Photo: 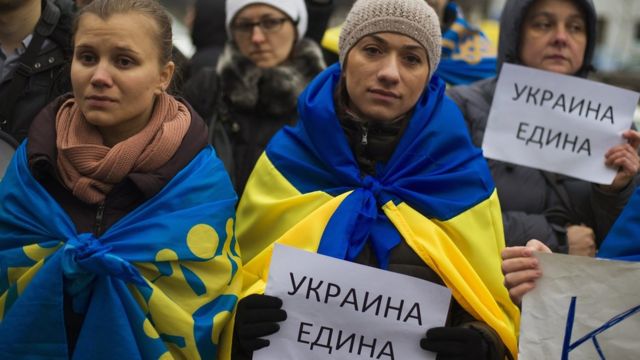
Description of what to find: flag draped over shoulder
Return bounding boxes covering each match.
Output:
[0,144,241,360]
[236,63,520,358]
[598,187,640,261]
[437,2,497,85]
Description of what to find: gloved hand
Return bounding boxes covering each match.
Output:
[420,326,490,360]
[232,294,287,360]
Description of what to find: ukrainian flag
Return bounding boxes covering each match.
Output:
[0,145,241,359]
[439,2,497,85]
[236,63,519,358]
[598,186,640,261]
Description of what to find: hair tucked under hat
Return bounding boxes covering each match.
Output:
[225,0,308,42]
[339,0,442,78]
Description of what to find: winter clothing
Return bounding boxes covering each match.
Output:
[0,94,241,358]
[447,0,633,251]
[338,0,441,77]
[231,294,286,359]
[225,0,308,41]
[235,64,520,359]
[0,0,74,143]
[55,93,191,204]
[26,95,207,235]
[183,38,325,195]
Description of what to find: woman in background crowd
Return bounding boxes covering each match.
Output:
[184,0,325,196]
[448,0,640,256]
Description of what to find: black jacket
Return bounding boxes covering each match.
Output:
[0,0,74,143]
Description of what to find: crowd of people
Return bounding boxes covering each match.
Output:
[0,0,637,359]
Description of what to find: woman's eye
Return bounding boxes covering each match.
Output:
[363,46,381,56]
[531,19,552,30]
[405,55,422,65]
[117,57,134,68]
[78,53,96,64]
[568,22,585,33]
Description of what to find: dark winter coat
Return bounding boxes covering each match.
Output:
[184,38,325,196]
[447,0,634,251]
[0,0,74,143]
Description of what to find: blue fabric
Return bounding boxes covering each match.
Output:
[0,144,239,359]
[598,187,640,261]
[437,2,497,85]
[265,63,495,268]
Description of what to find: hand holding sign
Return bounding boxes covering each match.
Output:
[420,326,492,358]
[501,239,551,305]
[233,294,287,359]
[602,129,640,192]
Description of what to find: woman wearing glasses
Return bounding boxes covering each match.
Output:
[184,0,325,196]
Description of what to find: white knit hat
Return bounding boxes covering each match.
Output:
[339,0,442,78]
[225,0,308,42]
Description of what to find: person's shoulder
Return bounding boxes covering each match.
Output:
[183,67,220,120]
[45,0,75,56]
[447,78,497,107]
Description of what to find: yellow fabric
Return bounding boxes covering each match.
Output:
[480,19,500,51]
[321,25,341,55]
[233,154,520,359]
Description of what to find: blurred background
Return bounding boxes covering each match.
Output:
[160,0,639,93]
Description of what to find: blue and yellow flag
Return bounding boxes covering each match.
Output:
[0,144,241,359]
[598,187,640,261]
[438,2,497,85]
[236,63,519,358]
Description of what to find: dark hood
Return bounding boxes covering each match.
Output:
[497,0,597,78]
[191,0,227,49]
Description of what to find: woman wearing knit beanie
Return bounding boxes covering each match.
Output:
[183,0,325,196]
[230,0,519,359]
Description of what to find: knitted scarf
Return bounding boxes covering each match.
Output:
[55,93,191,204]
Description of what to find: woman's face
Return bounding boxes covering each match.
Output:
[231,4,296,68]
[520,0,587,75]
[344,32,430,123]
[71,12,174,146]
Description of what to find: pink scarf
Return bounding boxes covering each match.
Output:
[55,93,191,204]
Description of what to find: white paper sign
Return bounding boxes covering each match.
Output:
[483,63,640,184]
[519,253,640,359]
[255,244,451,360]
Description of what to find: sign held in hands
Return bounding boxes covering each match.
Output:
[254,244,451,360]
[519,252,640,359]
[482,63,639,184]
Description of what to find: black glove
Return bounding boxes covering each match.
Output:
[420,326,490,360]
[232,294,287,360]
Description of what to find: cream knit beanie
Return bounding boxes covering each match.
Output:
[339,0,441,78]
[225,0,308,42]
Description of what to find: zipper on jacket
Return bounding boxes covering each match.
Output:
[94,202,105,236]
[360,122,369,146]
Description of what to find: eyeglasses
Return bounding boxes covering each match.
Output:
[231,18,290,35]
